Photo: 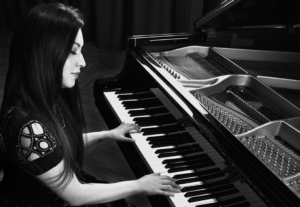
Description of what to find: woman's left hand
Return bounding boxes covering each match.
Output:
[108,122,141,142]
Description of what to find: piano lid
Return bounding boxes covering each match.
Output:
[194,0,300,32]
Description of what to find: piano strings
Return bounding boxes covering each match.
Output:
[153,51,228,80]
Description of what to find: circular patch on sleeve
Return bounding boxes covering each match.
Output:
[16,120,57,164]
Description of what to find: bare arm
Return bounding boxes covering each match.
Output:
[37,160,180,206]
[83,122,140,153]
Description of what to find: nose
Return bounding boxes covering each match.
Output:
[78,53,86,68]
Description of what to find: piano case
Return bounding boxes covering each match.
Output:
[94,0,300,206]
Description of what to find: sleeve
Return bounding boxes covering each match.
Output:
[15,119,63,175]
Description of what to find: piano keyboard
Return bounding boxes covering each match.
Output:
[104,88,268,207]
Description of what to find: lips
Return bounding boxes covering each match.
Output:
[72,72,80,78]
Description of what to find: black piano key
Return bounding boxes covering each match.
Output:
[158,147,204,158]
[188,188,239,203]
[150,138,195,147]
[155,144,202,154]
[173,169,226,183]
[149,133,195,146]
[124,104,144,110]
[122,98,163,109]
[133,113,175,121]
[149,135,195,144]
[196,196,248,207]
[147,131,194,142]
[165,157,213,168]
[151,140,196,148]
[181,179,231,192]
[128,107,169,116]
[114,88,151,94]
[165,156,212,168]
[134,116,177,128]
[226,201,251,207]
[173,168,222,179]
[117,91,156,100]
[141,124,185,135]
[118,94,138,100]
[168,160,215,173]
[163,153,210,164]
[182,172,225,183]
[134,120,157,127]
[134,114,177,126]
[184,183,236,197]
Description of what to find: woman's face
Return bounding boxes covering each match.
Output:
[62,29,86,88]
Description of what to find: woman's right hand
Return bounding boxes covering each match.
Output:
[136,173,181,197]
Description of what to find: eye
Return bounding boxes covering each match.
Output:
[70,51,77,55]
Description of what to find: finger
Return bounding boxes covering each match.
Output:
[124,123,140,128]
[159,175,173,179]
[158,190,175,197]
[161,179,181,190]
[159,175,177,183]
[123,122,137,127]
[121,123,139,131]
[126,124,141,132]
[161,185,181,193]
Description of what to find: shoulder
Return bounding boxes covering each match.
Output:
[5,107,47,134]
[2,108,59,162]
[18,119,59,163]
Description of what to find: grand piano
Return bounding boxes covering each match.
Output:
[94,0,300,206]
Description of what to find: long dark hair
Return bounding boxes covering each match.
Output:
[0,3,85,192]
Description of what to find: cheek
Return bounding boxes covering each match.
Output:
[62,61,74,88]
[63,60,72,75]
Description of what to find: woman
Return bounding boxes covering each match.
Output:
[0,3,180,207]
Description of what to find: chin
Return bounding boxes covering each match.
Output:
[62,81,76,88]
